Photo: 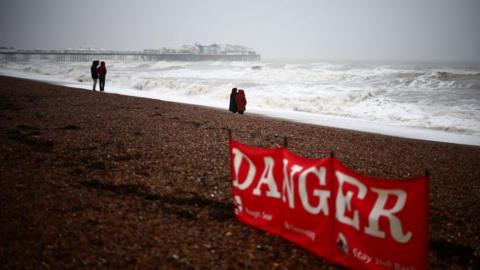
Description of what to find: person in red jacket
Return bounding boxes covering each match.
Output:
[97,61,107,91]
[236,89,247,114]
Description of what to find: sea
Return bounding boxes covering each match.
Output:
[1,59,479,146]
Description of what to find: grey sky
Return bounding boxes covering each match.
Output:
[1,0,479,62]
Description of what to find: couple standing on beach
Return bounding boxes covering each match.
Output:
[229,88,247,114]
[91,61,107,91]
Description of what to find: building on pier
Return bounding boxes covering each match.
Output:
[0,43,261,63]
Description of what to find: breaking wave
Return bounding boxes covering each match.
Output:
[1,59,479,137]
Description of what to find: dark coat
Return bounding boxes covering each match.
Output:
[91,63,99,79]
[229,92,237,112]
[236,90,247,113]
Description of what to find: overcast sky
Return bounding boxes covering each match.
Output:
[1,0,479,62]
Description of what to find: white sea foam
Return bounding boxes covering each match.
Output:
[1,59,479,146]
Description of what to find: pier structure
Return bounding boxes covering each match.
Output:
[0,50,261,63]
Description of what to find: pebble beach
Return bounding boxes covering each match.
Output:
[0,76,479,269]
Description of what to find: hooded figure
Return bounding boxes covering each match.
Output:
[90,60,99,91]
[236,89,247,114]
[97,61,107,91]
[229,88,238,113]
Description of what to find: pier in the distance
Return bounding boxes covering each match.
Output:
[0,43,261,62]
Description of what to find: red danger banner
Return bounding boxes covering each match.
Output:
[229,140,428,270]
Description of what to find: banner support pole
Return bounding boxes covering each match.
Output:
[228,129,232,141]
[283,137,288,147]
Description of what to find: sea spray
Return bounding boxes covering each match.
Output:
[1,60,479,139]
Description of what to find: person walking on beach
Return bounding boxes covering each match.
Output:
[97,61,107,91]
[236,89,247,114]
[90,60,99,91]
[229,88,238,113]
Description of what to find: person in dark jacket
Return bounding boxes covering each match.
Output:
[97,61,107,91]
[229,88,238,113]
[236,89,247,114]
[90,60,99,91]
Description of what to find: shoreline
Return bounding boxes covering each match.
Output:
[1,70,479,147]
[1,76,479,268]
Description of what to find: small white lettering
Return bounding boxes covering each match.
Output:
[245,207,261,219]
[353,248,373,264]
[284,222,316,241]
[262,212,273,221]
